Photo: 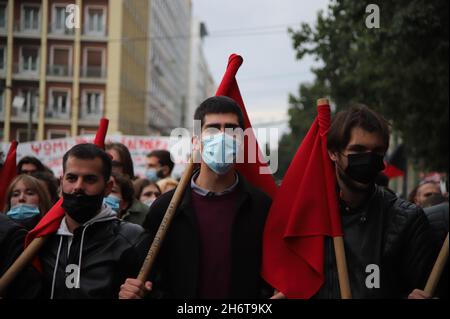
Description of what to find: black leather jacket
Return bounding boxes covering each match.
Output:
[39,207,148,299]
[0,214,42,298]
[314,186,439,299]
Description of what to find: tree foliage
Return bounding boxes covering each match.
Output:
[278,0,448,178]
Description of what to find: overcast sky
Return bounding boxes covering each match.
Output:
[192,0,330,133]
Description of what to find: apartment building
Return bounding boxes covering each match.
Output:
[0,0,149,142]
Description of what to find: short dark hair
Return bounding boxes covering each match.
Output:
[327,104,390,154]
[147,150,174,173]
[63,143,112,182]
[105,142,135,179]
[17,156,46,174]
[194,96,245,129]
[111,172,134,205]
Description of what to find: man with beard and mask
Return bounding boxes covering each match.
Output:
[38,143,148,299]
[144,150,174,184]
[119,96,273,299]
[312,104,439,299]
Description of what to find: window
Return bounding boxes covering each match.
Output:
[17,129,36,142]
[48,130,69,139]
[17,88,38,116]
[22,4,40,32]
[48,89,70,118]
[0,46,5,70]
[50,46,71,76]
[0,3,7,30]
[20,46,39,73]
[83,91,103,118]
[85,6,105,35]
[52,5,66,32]
[83,48,104,77]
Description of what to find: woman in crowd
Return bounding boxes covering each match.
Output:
[3,174,52,230]
[133,178,161,207]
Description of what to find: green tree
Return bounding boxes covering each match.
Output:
[275,81,329,179]
[285,0,448,173]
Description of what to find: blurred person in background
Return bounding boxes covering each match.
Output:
[107,173,149,226]
[31,170,60,205]
[145,150,174,182]
[17,156,47,175]
[408,181,442,207]
[157,178,179,194]
[133,178,161,207]
[3,174,52,230]
[106,142,135,180]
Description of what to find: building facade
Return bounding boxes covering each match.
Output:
[185,17,214,131]
[0,0,213,141]
[0,0,150,142]
[146,0,191,135]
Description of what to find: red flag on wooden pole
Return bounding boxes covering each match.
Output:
[215,54,277,198]
[262,99,344,298]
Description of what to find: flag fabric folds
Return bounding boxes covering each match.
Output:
[261,101,343,298]
[0,141,19,211]
[383,144,406,179]
[0,141,18,211]
[215,54,277,198]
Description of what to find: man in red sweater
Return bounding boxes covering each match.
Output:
[119,96,273,299]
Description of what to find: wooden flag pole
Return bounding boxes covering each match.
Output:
[0,237,47,296]
[137,155,195,282]
[424,232,449,297]
[317,98,352,299]
[333,236,352,298]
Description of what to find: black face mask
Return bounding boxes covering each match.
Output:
[62,192,104,224]
[344,152,385,184]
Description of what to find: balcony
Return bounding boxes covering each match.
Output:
[79,66,106,84]
[13,20,40,38]
[47,23,75,39]
[78,112,102,124]
[81,66,106,78]
[45,109,70,120]
[12,63,40,80]
[47,65,72,77]
[11,105,38,121]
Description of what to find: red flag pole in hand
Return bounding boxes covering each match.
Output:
[0,140,18,210]
[0,119,109,297]
[262,98,351,299]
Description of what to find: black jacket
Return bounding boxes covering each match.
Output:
[0,214,42,298]
[314,186,440,299]
[142,173,273,299]
[39,208,147,299]
[424,202,448,299]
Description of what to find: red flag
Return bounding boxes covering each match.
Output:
[383,144,406,179]
[261,100,343,298]
[25,119,109,270]
[215,54,277,198]
[0,141,18,210]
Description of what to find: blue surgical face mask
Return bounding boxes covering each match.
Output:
[6,204,40,220]
[103,195,121,213]
[142,199,155,207]
[201,133,239,175]
[145,168,160,182]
